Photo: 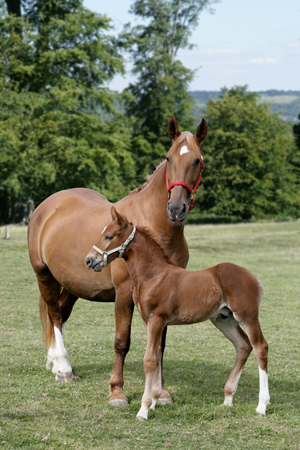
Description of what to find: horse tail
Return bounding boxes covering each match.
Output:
[39,295,55,348]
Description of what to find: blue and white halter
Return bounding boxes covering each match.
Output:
[92,226,136,268]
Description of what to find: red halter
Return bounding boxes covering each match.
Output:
[166,160,204,213]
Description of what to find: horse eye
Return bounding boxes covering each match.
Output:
[194,158,201,165]
[105,235,113,241]
[166,156,170,163]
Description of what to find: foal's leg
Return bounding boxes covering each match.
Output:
[158,326,173,405]
[37,269,75,382]
[210,314,252,407]
[109,280,134,407]
[150,348,162,411]
[242,320,270,415]
[137,318,165,421]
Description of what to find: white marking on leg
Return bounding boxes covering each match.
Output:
[48,325,73,381]
[224,394,233,406]
[136,404,149,421]
[151,360,162,410]
[180,145,190,156]
[256,367,270,415]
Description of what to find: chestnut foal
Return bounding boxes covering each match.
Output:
[86,208,270,420]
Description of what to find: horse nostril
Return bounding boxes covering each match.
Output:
[181,203,186,214]
[85,257,92,269]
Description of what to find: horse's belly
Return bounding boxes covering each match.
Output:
[44,229,116,300]
[29,188,118,301]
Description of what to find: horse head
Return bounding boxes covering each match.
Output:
[166,116,207,222]
[85,207,133,272]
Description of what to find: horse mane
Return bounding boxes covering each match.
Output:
[129,160,166,195]
[118,214,175,266]
[136,226,175,266]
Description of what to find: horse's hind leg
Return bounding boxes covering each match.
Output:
[37,269,75,382]
[210,313,252,407]
[242,320,270,415]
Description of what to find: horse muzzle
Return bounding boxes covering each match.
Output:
[85,255,103,272]
[167,200,188,222]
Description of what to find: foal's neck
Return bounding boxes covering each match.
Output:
[124,229,173,286]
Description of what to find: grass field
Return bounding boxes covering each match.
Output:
[0,221,300,449]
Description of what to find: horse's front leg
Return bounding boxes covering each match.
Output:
[150,349,162,411]
[108,279,134,406]
[158,326,173,405]
[137,317,165,421]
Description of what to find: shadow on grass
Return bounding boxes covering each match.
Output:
[92,358,300,413]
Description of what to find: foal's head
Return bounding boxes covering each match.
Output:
[166,116,207,222]
[85,207,134,272]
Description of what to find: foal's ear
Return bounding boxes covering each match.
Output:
[168,115,180,141]
[110,206,125,227]
[194,118,207,145]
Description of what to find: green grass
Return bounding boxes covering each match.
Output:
[0,222,300,449]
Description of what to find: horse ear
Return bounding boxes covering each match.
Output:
[168,115,180,141]
[194,118,207,145]
[110,206,125,226]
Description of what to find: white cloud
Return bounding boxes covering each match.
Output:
[249,57,278,66]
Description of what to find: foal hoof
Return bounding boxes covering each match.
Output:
[136,414,147,421]
[55,372,78,382]
[108,399,128,407]
[158,397,173,405]
[256,405,267,415]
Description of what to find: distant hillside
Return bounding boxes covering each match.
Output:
[190,90,300,123]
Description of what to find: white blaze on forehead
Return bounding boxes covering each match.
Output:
[180,145,190,156]
[101,225,107,235]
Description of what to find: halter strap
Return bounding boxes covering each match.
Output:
[166,160,204,212]
[92,226,136,268]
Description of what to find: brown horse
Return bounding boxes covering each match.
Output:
[86,207,270,420]
[28,116,207,406]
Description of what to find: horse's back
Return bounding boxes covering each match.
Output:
[28,188,116,300]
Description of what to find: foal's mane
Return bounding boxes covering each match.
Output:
[120,215,174,266]
[129,160,166,195]
[136,226,175,266]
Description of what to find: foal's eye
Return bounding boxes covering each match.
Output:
[166,156,170,163]
[105,235,113,241]
[194,158,201,165]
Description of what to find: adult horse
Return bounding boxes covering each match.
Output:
[28,116,207,406]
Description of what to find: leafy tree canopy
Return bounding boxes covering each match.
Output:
[197,86,300,220]
[121,0,217,182]
[0,0,135,224]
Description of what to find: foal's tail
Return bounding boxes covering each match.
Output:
[39,295,55,348]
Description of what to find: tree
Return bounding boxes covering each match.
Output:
[0,0,135,224]
[293,114,300,179]
[197,86,300,220]
[121,0,217,182]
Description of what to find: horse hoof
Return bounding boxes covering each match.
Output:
[157,397,173,405]
[55,372,77,382]
[108,399,128,407]
[256,405,266,415]
[223,396,233,407]
[136,415,147,421]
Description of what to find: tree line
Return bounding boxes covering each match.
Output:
[0,0,299,224]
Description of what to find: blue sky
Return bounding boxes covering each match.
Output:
[83,0,300,92]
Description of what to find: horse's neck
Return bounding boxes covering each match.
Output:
[118,161,187,265]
